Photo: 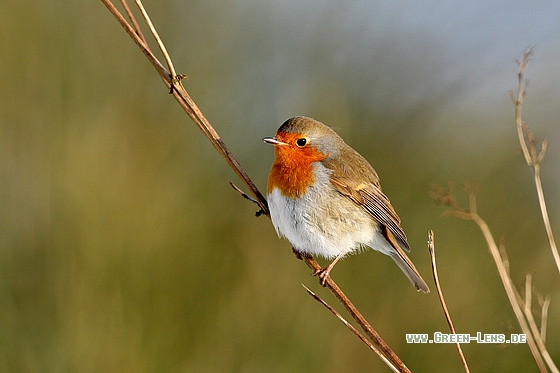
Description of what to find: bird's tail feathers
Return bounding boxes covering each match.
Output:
[390,249,430,293]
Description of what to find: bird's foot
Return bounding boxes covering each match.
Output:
[311,267,331,287]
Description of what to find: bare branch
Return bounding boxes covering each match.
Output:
[428,231,470,373]
[120,0,147,45]
[512,46,534,166]
[540,296,551,344]
[230,182,266,217]
[99,0,269,215]
[134,0,177,79]
[524,274,532,324]
[511,47,560,278]
[431,184,557,373]
[498,236,510,276]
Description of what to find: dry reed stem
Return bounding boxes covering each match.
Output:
[427,231,470,373]
[540,295,550,344]
[514,279,558,373]
[431,184,557,373]
[509,46,560,278]
[99,1,412,371]
[133,0,177,79]
[119,0,146,45]
[100,0,269,215]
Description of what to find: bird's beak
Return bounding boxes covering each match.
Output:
[262,136,288,146]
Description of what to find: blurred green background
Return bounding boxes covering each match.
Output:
[1,0,559,371]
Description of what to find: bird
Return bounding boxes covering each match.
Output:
[263,116,429,292]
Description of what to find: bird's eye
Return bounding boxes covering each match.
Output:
[296,138,307,147]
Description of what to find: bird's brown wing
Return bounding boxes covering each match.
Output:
[323,150,428,291]
[330,177,410,252]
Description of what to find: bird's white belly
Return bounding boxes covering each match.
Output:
[267,184,386,259]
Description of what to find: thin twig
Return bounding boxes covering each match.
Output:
[302,285,400,373]
[432,185,557,373]
[508,49,558,371]
[134,0,177,79]
[99,0,170,82]
[524,274,532,324]
[427,231,470,373]
[540,296,550,344]
[510,46,533,166]
[229,181,265,217]
[466,201,548,372]
[498,238,510,275]
[533,163,560,276]
[99,0,269,215]
[229,182,259,205]
[515,273,557,371]
[120,0,147,45]
[510,47,560,278]
[429,48,559,373]
[514,285,558,373]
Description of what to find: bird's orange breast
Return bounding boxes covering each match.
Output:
[267,132,328,198]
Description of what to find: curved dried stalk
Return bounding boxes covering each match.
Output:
[427,231,470,373]
[133,0,177,79]
[99,1,412,371]
[100,0,268,216]
[120,0,147,44]
[509,46,560,278]
[431,184,557,373]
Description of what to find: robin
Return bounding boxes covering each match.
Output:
[263,116,429,292]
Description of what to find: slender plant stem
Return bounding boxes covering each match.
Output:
[513,47,532,166]
[511,47,560,278]
[533,164,560,276]
[470,210,548,373]
[442,191,551,373]
[540,296,550,344]
[508,47,559,372]
[427,231,470,373]
[430,49,559,373]
[513,284,559,373]
[100,0,170,82]
[99,0,269,215]
[120,0,147,45]
[134,0,177,79]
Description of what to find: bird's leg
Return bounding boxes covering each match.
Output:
[312,252,345,287]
